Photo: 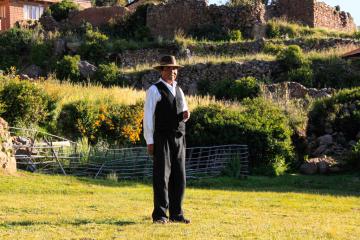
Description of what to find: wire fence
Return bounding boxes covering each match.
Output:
[10,127,249,180]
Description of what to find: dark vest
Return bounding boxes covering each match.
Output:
[154,82,186,136]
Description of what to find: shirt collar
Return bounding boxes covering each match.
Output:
[160,78,177,88]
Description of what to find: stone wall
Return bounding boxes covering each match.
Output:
[125,60,279,95]
[269,0,356,33]
[109,38,360,68]
[0,117,16,175]
[313,2,356,33]
[68,6,129,28]
[146,0,265,39]
[268,0,315,26]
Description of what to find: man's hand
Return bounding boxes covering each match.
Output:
[147,144,154,156]
[183,110,190,122]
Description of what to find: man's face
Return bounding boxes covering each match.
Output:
[161,67,178,82]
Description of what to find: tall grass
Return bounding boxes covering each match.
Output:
[42,79,241,111]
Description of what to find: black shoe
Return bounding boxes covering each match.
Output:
[153,218,168,224]
[170,217,191,224]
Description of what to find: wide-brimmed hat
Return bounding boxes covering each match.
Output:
[154,55,183,70]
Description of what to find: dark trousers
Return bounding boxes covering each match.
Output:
[152,132,186,220]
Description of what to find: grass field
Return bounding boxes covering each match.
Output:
[0,172,359,240]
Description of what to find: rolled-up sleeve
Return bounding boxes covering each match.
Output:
[143,86,161,145]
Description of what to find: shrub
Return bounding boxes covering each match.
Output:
[57,100,144,146]
[56,55,81,82]
[79,29,109,64]
[288,65,314,87]
[228,29,243,41]
[104,4,151,41]
[94,63,121,86]
[345,140,360,170]
[201,77,261,101]
[308,87,360,141]
[354,31,360,39]
[277,45,306,70]
[266,20,298,39]
[0,28,32,69]
[263,42,286,54]
[30,41,53,68]
[187,98,294,175]
[0,80,56,127]
[312,57,360,89]
[49,0,79,22]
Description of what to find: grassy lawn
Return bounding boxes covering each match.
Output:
[0,172,359,240]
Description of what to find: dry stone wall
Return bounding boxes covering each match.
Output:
[125,60,279,95]
[146,0,266,39]
[0,118,16,175]
[268,0,356,32]
[110,38,360,68]
[313,2,356,33]
[68,6,129,28]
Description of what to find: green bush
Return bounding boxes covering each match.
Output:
[56,55,81,82]
[263,42,286,54]
[308,87,360,141]
[277,45,306,70]
[0,28,33,69]
[312,57,360,89]
[345,140,360,170]
[103,4,151,41]
[266,20,298,39]
[228,30,243,41]
[199,77,261,101]
[49,0,79,22]
[187,98,294,176]
[354,31,360,39]
[288,65,314,87]
[57,100,144,146]
[94,63,121,86]
[79,29,109,64]
[0,80,56,127]
[30,41,53,68]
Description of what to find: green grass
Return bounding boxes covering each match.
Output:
[0,172,359,239]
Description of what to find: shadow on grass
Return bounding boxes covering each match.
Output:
[0,219,136,227]
[75,173,360,197]
[187,173,360,197]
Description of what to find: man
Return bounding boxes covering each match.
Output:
[143,55,191,224]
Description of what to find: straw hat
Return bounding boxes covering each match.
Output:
[154,55,183,70]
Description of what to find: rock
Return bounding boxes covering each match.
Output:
[300,162,318,175]
[54,39,66,56]
[78,61,97,79]
[0,118,16,175]
[19,74,31,80]
[39,15,59,31]
[21,64,42,78]
[318,161,328,174]
[348,140,357,147]
[328,166,342,173]
[317,134,333,146]
[313,144,328,156]
[357,132,360,140]
[66,41,82,53]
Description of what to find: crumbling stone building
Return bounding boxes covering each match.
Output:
[144,0,356,40]
[269,0,356,32]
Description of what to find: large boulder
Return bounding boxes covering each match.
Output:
[299,156,342,175]
[0,118,16,174]
[78,61,97,79]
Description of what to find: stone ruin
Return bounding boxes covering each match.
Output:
[267,0,356,33]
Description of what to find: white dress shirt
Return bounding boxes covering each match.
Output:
[143,78,188,145]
